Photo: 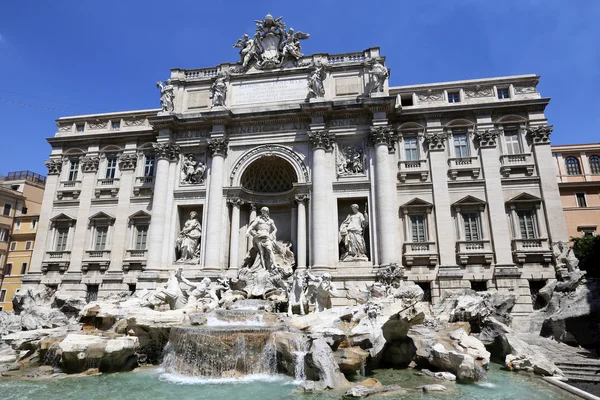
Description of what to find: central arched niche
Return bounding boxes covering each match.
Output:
[240,156,298,193]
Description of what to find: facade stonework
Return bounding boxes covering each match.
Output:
[22,21,571,321]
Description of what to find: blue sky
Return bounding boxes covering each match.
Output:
[0,0,599,175]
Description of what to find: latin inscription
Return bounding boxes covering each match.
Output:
[231,78,308,106]
[229,121,309,135]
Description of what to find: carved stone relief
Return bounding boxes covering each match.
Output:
[424,132,448,150]
[118,154,138,170]
[417,90,444,102]
[180,154,206,185]
[80,156,100,173]
[45,159,63,175]
[464,85,494,98]
[474,129,500,147]
[336,144,365,176]
[514,85,537,94]
[526,125,552,144]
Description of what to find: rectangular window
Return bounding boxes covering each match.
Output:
[15,221,21,230]
[9,242,17,251]
[453,134,470,158]
[404,137,419,161]
[111,121,120,130]
[504,130,522,155]
[25,240,32,250]
[0,290,6,303]
[31,220,37,230]
[68,160,79,181]
[0,228,8,242]
[135,224,149,250]
[94,226,108,250]
[3,204,12,216]
[517,210,537,239]
[20,262,27,275]
[463,213,481,241]
[56,227,69,251]
[410,215,427,242]
[4,263,12,276]
[448,91,461,103]
[497,88,510,99]
[576,193,587,208]
[105,158,117,179]
[144,155,155,177]
[76,124,85,132]
[400,94,414,107]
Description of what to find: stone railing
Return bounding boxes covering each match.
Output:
[85,250,111,259]
[135,176,154,185]
[500,153,533,165]
[126,249,147,258]
[456,240,492,252]
[403,242,435,254]
[398,159,429,182]
[512,238,549,251]
[185,68,219,79]
[60,180,82,190]
[97,178,120,187]
[327,53,366,65]
[45,250,71,260]
[447,157,480,179]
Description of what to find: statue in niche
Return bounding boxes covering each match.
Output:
[180,154,206,185]
[307,62,326,100]
[368,59,388,94]
[336,145,365,176]
[156,80,174,113]
[305,270,338,312]
[175,211,202,263]
[339,204,369,261]
[210,71,229,107]
[233,33,259,68]
[239,206,294,298]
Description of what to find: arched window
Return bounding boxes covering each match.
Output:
[241,156,297,193]
[565,157,582,175]
[589,155,600,175]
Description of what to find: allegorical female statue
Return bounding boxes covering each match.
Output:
[339,204,368,261]
[175,211,202,262]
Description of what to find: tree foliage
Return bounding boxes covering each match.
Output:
[571,235,600,278]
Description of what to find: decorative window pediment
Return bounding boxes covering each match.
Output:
[50,213,76,224]
[128,210,151,225]
[88,211,116,225]
[401,198,433,213]
[507,192,542,204]
[452,195,486,211]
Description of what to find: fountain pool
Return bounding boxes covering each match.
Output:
[0,364,579,400]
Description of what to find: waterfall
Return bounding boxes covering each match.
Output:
[293,351,307,381]
[161,326,279,378]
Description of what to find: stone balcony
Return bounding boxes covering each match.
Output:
[42,250,71,271]
[133,176,154,197]
[398,159,429,182]
[500,153,535,177]
[57,180,82,200]
[82,250,111,270]
[512,238,552,263]
[123,249,147,270]
[447,157,480,179]
[456,240,494,265]
[95,178,120,198]
[402,242,439,266]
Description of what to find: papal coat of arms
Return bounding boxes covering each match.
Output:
[233,14,310,71]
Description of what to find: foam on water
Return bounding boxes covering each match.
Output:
[158,370,288,385]
[476,382,497,388]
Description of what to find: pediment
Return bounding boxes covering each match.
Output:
[401,198,433,210]
[452,195,486,207]
[128,210,151,222]
[507,192,542,203]
[50,213,76,222]
[88,211,116,222]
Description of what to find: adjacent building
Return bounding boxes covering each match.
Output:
[0,171,45,311]
[552,143,600,239]
[21,15,572,323]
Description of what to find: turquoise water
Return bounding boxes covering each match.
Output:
[0,364,578,400]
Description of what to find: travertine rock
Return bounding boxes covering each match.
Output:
[496,333,562,376]
[306,338,350,389]
[58,334,139,373]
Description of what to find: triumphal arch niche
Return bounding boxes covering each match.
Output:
[147,12,389,291]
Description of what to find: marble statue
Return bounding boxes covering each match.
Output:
[180,154,206,185]
[552,241,580,272]
[142,268,187,310]
[156,80,174,113]
[336,145,364,176]
[210,71,229,107]
[246,207,279,271]
[307,62,326,100]
[287,269,307,316]
[306,270,338,312]
[281,28,310,61]
[175,211,202,262]
[233,33,259,68]
[368,59,388,94]
[339,204,369,261]
[180,275,218,311]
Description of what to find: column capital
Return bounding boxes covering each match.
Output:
[118,153,138,170]
[308,130,335,151]
[474,129,500,148]
[369,125,398,153]
[153,142,180,161]
[45,159,63,175]
[294,193,310,204]
[207,137,229,157]
[424,132,448,151]
[227,197,244,208]
[80,155,100,173]
[249,202,258,211]
[526,125,553,145]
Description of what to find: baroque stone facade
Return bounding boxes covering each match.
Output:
[23,16,570,319]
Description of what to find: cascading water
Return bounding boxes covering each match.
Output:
[161,326,279,378]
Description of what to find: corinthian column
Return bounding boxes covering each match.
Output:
[203,138,228,270]
[369,126,399,265]
[295,194,309,269]
[308,130,335,268]
[228,198,243,270]
[147,142,179,270]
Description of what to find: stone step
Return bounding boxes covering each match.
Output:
[557,365,600,373]
[556,361,600,368]
[564,373,600,383]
